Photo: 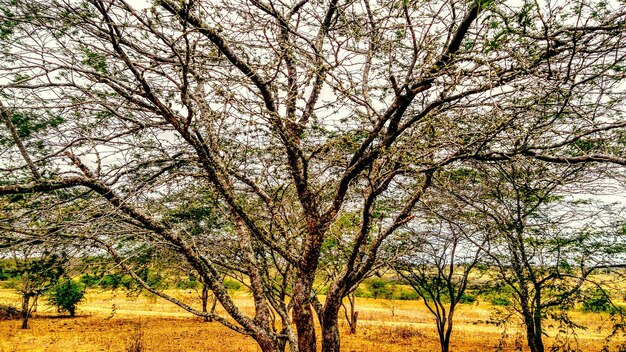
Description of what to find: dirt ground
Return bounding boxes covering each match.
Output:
[0,289,624,351]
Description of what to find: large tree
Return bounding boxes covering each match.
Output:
[0,0,625,351]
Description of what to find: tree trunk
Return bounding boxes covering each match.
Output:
[32,295,38,313]
[321,304,341,352]
[321,288,345,352]
[69,306,76,317]
[441,315,453,352]
[201,283,211,322]
[277,326,288,352]
[523,312,544,352]
[532,293,545,352]
[253,331,280,352]
[342,293,358,334]
[293,301,316,352]
[293,271,317,352]
[349,311,358,335]
[21,294,30,329]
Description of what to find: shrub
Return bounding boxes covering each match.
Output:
[398,290,420,301]
[490,297,511,306]
[223,278,242,291]
[47,279,85,317]
[80,274,100,288]
[366,278,394,299]
[99,273,124,289]
[0,305,21,320]
[459,293,476,304]
[581,289,623,314]
[175,276,200,290]
[354,288,373,298]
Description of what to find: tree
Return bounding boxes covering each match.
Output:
[0,0,625,351]
[443,160,626,352]
[47,279,85,317]
[394,211,485,352]
[4,247,67,329]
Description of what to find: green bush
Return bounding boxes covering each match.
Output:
[369,278,387,289]
[223,279,242,291]
[477,282,513,307]
[364,278,396,299]
[581,289,623,314]
[354,287,373,298]
[47,279,85,317]
[490,297,511,306]
[99,273,124,289]
[459,293,476,304]
[176,276,200,290]
[80,274,100,288]
[398,290,420,300]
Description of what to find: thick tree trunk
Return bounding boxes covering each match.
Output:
[293,271,317,352]
[21,294,30,329]
[321,298,342,352]
[201,283,214,322]
[254,331,280,352]
[293,301,316,352]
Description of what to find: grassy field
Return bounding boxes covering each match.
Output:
[0,288,624,352]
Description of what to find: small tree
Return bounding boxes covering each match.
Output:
[447,160,626,352]
[47,279,85,317]
[7,250,67,329]
[394,211,485,352]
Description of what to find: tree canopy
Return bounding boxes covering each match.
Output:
[0,0,625,351]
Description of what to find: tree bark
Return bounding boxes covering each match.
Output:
[21,294,30,329]
[253,332,280,352]
[344,293,357,334]
[201,283,210,322]
[292,271,317,352]
[321,297,342,352]
[523,312,544,352]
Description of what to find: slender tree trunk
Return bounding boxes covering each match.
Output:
[277,326,289,352]
[523,312,543,352]
[201,283,211,322]
[344,293,358,334]
[441,314,454,352]
[520,292,545,352]
[436,319,446,352]
[532,293,545,352]
[21,294,30,329]
[293,271,317,352]
[32,295,38,313]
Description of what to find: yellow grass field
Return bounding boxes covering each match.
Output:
[0,288,624,352]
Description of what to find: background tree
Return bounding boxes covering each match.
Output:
[443,160,626,352]
[393,211,486,352]
[4,246,67,329]
[46,279,85,317]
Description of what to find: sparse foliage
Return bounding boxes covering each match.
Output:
[0,0,625,351]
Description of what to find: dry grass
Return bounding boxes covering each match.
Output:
[0,288,624,352]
